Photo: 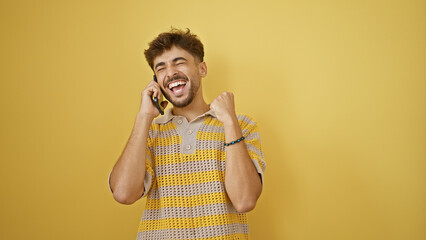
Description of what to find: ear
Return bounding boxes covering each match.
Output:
[199,62,207,77]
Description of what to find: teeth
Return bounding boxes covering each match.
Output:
[168,81,186,89]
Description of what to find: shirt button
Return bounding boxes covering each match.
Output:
[187,130,193,135]
[177,119,183,124]
[185,145,191,150]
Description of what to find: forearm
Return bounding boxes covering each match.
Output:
[224,116,262,213]
[110,113,153,204]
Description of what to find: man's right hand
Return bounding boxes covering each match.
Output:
[138,80,168,119]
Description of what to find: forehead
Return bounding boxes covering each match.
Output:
[153,46,195,66]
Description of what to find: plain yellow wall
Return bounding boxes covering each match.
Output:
[1,0,425,239]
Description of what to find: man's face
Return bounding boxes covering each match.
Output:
[153,46,206,108]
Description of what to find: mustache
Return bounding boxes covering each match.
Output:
[164,74,188,88]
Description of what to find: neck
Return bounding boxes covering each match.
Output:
[172,94,210,122]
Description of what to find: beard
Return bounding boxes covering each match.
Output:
[162,73,200,108]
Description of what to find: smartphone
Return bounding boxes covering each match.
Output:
[152,75,165,115]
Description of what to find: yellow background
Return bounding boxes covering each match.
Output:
[1,0,425,239]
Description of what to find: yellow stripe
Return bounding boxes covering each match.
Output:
[202,118,223,127]
[146,147,153,159]
[247,149,262,161]
[244,135,261,146]
[197,131,225,141]
[138,213,247,231]
[155,149,225,166]
[239,120,255,129]
[145,192,230,209]
[154,170,225,188]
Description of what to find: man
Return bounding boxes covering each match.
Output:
[109,28,266,239]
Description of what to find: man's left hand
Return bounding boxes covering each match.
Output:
[210,92,237,124]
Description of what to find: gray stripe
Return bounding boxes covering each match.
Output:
[198,124,224,133]
[149,181,226,199]
[245,130,261,142]
[197,139,225,150]
[154,159,226,177]
[237,114,255,124]
[246,142,264,160]
[149,128,179,139]
[149,114,255,136]
[151,137,265,157]
[152,140,226,155]
[149,131,258,148]
[152,143,181,156]
[142,153,154,197]
[146,152,153,163]
[141,203,238,220]
[137,223,248,240]
[261,161,267,173]
[242,127,255,137]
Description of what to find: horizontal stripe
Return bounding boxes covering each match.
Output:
[152,139,225,156]
[252,156,266,173]
[245,130,261,142]
[196,131,225,141]
[247,149,263,166]
[149,181,226,199]
[246,142,264,159]
[138,213,248,231]
[240,124,256,135]
[202,114,255,127]
[236,114,256,123]
[201,118,224,127]
[142,202,238,220]
[195,139,226,150]
[137,223,248,240]
[155,170,225,188]
[150,128,256,139]
[155,159,226,177]
[196,130,258,142]
[198,124,224,133]
[151,140,227,155]
[154,149,225,166]
[203,116,256,129]
[145,192,231,209]
[152,143,182,156]
[150,135,182,146]
[260,160,267,173]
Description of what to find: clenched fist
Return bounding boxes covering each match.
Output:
[210,92,237,124]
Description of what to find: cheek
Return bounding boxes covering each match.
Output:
[156,72,166,82]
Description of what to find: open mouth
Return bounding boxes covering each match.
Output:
[167,80,187,94]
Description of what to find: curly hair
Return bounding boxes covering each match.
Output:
[144,28,204,70]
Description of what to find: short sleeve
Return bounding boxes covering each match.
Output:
[141,138,155,197]
[107,130,156,198]
[239,115,266,184]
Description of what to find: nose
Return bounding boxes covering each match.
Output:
[165,65,178,80]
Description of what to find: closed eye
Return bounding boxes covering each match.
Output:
[173,57,187,66]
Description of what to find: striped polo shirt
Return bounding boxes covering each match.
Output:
[137,108,266,240]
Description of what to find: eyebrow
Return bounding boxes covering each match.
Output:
[154,57,188,70]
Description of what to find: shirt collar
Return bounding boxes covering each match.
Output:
[154,108,217,124]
